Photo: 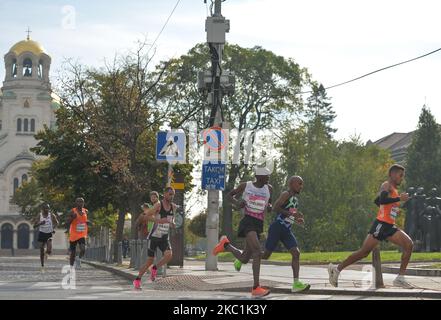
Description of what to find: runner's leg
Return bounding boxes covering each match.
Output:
[245,231,262,288]
[387,230,413,275]
[337,234,379,271]
[225,241,252,264]
[289,247,300,279]
[138,257,154,278]
[155,249,172,268]
[46,239,52,255]
[69,242,76,266]
[39,241,45,267]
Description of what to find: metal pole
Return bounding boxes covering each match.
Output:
[205,0,225,271]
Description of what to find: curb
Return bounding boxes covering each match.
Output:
[382,266,441,277]
[84,260,441,299]
[83,260,137,281]
[219,286,441,299]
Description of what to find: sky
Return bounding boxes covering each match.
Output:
[1,0,441,215]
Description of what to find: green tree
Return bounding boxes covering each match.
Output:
[188,211,207,238]
[155,43,311,239]
[406,106,441,190]
[25,42,193,261]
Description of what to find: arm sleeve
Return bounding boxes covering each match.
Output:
[378,191,400,205]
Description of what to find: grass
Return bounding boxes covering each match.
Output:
[193,251,441,264]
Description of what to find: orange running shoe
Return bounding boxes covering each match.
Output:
[251,286,270,298]
[212,236,230,256]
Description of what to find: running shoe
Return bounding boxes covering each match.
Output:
[393,275,414,289]
[40,267,45,274]
[233,259,242,272]
[328,263,340,287]
[291,280,311,293]
[251,286,270,298]
[212,236,230,256]
[149,266,158,281]
[133,278,142,289]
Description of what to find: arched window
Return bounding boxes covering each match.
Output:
[22,174,28,184]
[17,224,30,249]
[23,119,29,132]
[17,118,22,132]
[11,59,17,78]
[38,61,43,79]
[30,119,35,132]
[13,178,19,195]
[1,224,13,249]
[23,58,33,77]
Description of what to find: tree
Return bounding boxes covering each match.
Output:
[304,83,336,137]
[155,43,311,239]
[27,42,193,261]
[406,106,441,191]
[188,211,207,238]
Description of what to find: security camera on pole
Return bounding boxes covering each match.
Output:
[200,0,234,271]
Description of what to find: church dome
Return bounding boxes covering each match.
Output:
[9,38,46,56]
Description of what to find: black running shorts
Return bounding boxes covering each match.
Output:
[238,215,264,239]
[147,237,171,257]
[38,232,53,243]
[368,219,399,241]
[69,237,86,251]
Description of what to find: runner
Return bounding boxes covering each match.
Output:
[136,191,160,240]
[133,187,176,289]
[67,198,91,269]
[32,203,59,272]
[233,176,310,293]
[213,167,273,297]
[328,164,413,288]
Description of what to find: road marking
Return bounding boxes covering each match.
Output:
[90,286,123,290]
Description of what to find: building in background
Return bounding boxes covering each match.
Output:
[368,131,415,163]
[0,35,65,250]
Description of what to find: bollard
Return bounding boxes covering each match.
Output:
[118,241,123,265]
[372,245,384,288]
[135,240,142,270]
[129,240,136,268]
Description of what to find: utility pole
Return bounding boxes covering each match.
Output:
[201,0,231,271]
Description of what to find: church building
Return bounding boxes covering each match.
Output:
[0,34,65,251]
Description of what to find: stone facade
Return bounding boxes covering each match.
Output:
[0,37,66,250]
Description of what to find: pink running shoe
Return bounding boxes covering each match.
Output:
[149,266,158,281]
[133,278,142,289]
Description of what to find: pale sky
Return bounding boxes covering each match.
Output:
[1,0,441,215]
[1,0,440,142]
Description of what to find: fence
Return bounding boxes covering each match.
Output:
[83,239,166,276]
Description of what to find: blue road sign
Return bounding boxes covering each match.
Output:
[202,163,226,190]
[156,131,186,163]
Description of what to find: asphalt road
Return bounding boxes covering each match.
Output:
[0,256,432,300]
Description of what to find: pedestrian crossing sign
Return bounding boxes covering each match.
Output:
[156,131,186,163]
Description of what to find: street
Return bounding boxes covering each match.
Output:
[0,256,436,300]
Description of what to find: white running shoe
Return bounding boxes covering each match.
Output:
[393,275,414,289]
[328,263,340,287]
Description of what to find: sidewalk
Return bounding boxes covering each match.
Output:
[83,258,441,298]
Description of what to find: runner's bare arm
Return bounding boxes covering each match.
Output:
[51,213,59,228]
[228,183,247,208]
[66,210,76,224]
[147,202,169,224]
[273,191,293,218]
[267,184,273,212]
[32,214,42,228]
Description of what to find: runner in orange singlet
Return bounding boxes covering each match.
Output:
[67,198,91,268]
[328,164,414,288]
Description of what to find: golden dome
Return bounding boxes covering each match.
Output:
[9,39,46,56]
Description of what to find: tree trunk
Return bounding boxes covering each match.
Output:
[222,164,240,240]
[113,208,126,262]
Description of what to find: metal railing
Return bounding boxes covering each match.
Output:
[84,239,166,276]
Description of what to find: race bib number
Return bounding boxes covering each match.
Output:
[283,208,297,224]
[246,195,267,213]
[76,223,86,232]
[391,207,400,219]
